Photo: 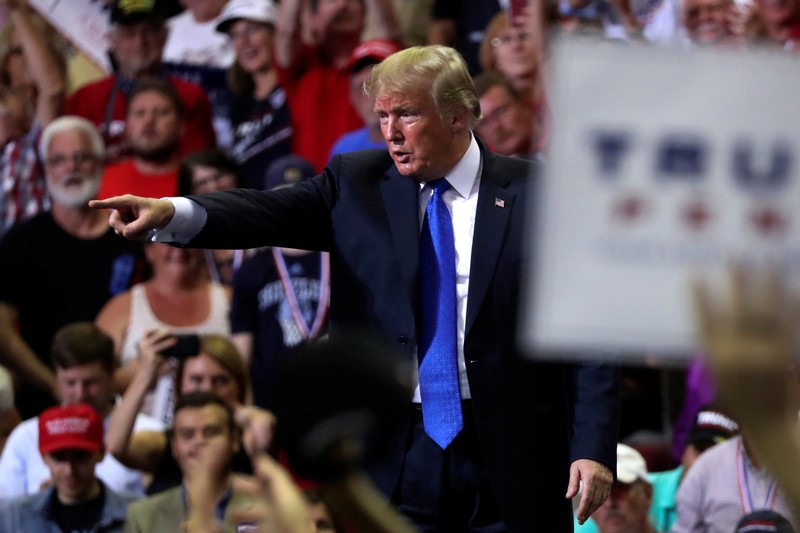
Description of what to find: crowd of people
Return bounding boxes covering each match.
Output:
[0,0,798,531]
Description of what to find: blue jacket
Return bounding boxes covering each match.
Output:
[0,482,137,533]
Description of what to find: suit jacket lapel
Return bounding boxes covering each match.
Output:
[466,149,515,336]
[380,165,420,305]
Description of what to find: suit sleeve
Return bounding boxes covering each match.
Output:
[569,361,621,471]
[187,164,338,251]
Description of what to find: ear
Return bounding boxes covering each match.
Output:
[449,106,469,134]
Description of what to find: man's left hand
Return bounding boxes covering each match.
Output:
[566,459,613,524]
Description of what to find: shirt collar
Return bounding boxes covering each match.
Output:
[418,134,481,198]
[444,134,481,199]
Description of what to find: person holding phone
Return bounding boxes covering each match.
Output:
[105,330,275,495]
[96,242,231,425]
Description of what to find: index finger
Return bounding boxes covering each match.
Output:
[576,483,596,523]
[88,194,139,210]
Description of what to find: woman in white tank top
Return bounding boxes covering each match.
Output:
[96,243,231,425]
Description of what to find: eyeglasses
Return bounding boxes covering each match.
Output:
[491,31,532,47]
[45,151,97,168]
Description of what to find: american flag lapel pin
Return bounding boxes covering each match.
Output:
[495,198,505,208]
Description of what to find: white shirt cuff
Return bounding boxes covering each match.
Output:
[150,197,207,244]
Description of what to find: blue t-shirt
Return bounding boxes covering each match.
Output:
[328,127,386,160]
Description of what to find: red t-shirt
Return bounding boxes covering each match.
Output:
[98,160,178,200]
[277,46,364,172]
[65,75,216,163]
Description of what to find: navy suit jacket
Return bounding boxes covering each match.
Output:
[187,145,620,532]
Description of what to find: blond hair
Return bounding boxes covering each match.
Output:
[364,45,481,129]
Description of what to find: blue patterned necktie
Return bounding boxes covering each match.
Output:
[418,178,463,449]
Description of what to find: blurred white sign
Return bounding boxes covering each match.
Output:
[521,38,800,363]
[30,0,111,72]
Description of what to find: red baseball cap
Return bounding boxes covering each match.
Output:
[348,39,402,73]
[39,404,104,456]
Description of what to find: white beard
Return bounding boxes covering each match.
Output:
[47,173,101,209]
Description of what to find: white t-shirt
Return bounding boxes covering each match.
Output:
[163,10,235,68]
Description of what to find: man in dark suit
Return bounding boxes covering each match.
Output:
[92,45,619,532]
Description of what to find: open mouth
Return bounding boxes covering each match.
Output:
[393,151,411,163]
[63,175,85,187]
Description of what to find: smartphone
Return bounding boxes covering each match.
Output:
[161,334,200,359]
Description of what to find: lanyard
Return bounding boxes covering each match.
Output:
[271,248,330,340]
[737,439,778,513]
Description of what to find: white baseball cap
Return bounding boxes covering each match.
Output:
[616,443,648,484]
[216,0,277,34]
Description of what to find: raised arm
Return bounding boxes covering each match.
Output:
[274,0,306,70]
[105,329,173,472]
[4,0,65,126]
[364,0,403,43]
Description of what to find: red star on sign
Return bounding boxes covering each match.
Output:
[613,195,644,223]
[750,207,786,235]
[682,200,711,231]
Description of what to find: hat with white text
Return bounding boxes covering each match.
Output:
[216,0,278,34]
[616,443,649,484]
[39,404,104,456]
[687,406,739,447]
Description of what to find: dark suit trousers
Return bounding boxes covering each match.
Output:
[394,403,507,532]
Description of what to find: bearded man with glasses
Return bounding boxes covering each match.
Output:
[0,116,146,419]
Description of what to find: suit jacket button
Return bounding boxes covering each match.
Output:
[398,335,409,345]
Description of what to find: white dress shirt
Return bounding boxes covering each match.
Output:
[412,134,481,402]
